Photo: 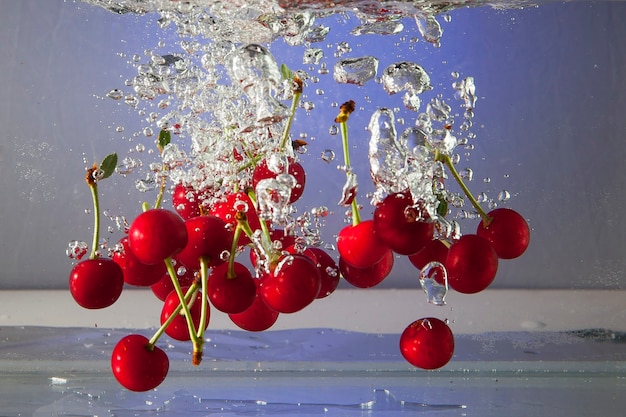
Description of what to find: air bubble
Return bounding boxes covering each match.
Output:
[66,240,89,260]
[321,149,335,163]
[498,190,511,202]
[419,261,448,306]
[106,89,123,100]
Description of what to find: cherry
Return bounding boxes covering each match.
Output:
[172,183,202,220]
[252,157,306,204]
[337,220,389,269]
[307,247,340,298]
[477,208,530,259]
[160,288,209,341]
[207,262,256,314]
[260,254,321,313]
[373,192,434,255]
[339,249,394,288]
[210,191,262,246]
[69,258,124,309]
[229,279,279,331]
[176,215,233,270]
[112,237,166,287]
[249,228,297,269]
[150,262,196,301]
[399,317,454,370]
[128,209,188,265]
[111,334,169,392]
[446,234,498,294]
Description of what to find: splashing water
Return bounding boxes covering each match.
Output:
[419,261,448,305]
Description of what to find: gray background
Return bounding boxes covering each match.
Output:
[0,0,624,289]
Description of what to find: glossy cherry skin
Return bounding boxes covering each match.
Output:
[252,157,306,203]
[477,208,530,259]
[408,240,449,284]
[307,247,340,298]
[339,249,394,288]
[111,334,169,392]
[176,215,233,271]
[207,262,256,314]
[160,288,209,341]
[400,317,454,370]
[229,279,279,331]
[128,209,188,265]
[172,183,202,220]
[210,192,262,246]
[260,254,321,314]
[69,258,124,309]
[373,192,434,255]
[446,234,498,294]
[112,237,166,287]
[337,220,389,269]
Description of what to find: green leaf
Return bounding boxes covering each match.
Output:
[158,129,171,152]
[280,63,292,80]
[99,153,118,180]
[436,195,448,218]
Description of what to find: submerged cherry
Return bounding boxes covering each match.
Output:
[477,208,530,259]
[400,317,454,370]
[111,334,169,392]
[69,258,124,309]
[337,220,389,269]
[446,234,498,294]
[128,209,188,265]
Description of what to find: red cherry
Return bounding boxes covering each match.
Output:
[337,220,389,269]
[307,247,340,298]
[172,183,202,220]
[128,209,188,265]
[210,192,262,246]
[150,262,196,301]
[69,258,124,309]
[260,254,321,313]
[249,228,297,269]
[339,249,394,288]
[400,317,454,370]
[176,215,233,271]
[252,157,306,203]
[111,334,169,392]
[160,288,209,341]
[207,262,256,314]
[229,280,279,331]
[373,192,434,255]
[446,234,498,294]
[112,237,166,287]
[477,208,530,259]
[408,239,449,285]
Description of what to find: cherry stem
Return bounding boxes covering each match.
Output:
[227,222,244,279]
[279,89,302,150]
[245,189,273,256]
[436,151,492,225]
[197,257,210,342]
[88,182,100,260]
[148,282,199,347]
[339,119,361,226]
[153,171,167,209]
[164,257,203,361]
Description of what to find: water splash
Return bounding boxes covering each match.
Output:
[333,56,379,86]
[419,261,448,305]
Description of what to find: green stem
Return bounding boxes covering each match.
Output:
[164,257,203,358]
[148,282,199,346]
[227,224,243,279]
[436,151,492,225]
[339,120,360,226]
[279,91,302,150]
[153,171,167,209]
[88,183,100,260]
[196,257,210,341]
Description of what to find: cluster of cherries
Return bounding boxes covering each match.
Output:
[68,93,529,391]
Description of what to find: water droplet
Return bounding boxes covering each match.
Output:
[381,62,431,95]
[303,48,324,65]
[333,56,379,86]
[328,125,339,135]
[106,89,123,100]
[66,240,89,260]
[498,190,511,202]
[416,15,443,45]
[321,149,335,163]
[419,261,448,306]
